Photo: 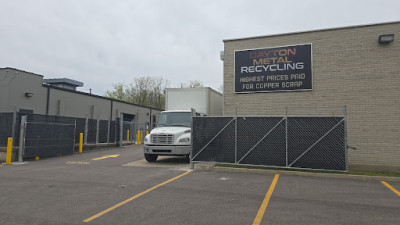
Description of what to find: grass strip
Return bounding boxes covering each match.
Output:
[216,164,400,177]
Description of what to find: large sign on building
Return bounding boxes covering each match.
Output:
[234,44,312,93]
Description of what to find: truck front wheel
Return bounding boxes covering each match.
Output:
[185,154,191,162]
[144,154,158,162]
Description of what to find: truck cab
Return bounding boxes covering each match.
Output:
[143,110,197,162]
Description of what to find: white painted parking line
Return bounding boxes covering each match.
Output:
[66,161,90,165]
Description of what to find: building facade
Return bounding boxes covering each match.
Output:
[223,22,400,172]
[0,68,161,128]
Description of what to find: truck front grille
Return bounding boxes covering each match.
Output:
[151,134,174,144]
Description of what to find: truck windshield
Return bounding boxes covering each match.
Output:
[157,112,192,127]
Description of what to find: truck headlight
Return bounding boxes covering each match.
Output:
[178,137,190,143]
[144,135,149,143]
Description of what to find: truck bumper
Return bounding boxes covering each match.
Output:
[144,145,191,156]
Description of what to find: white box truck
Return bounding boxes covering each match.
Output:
[143,88,223,162]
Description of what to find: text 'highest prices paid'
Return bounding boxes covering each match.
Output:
[234,44,312,93]
[240,73,305,90]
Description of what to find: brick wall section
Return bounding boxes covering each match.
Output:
[223,22,400,171]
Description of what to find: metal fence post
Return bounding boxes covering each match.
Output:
[84,114,88,144]
[73,119,77,154]
[18,116,27,162]
[130,122,134,143]
[107,119,110,144]
[344,105,348,171]
[119,115,123,147]
[285,106,288,167]
[11,106,17,147]
[235,107,238,164]
[114,119,117,145]
[96,119,100,144]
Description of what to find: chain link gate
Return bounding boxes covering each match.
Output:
[192,116,346,171]
[23,121,76,158]
[1,111,137,161]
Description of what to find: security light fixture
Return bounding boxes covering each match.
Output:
[25,92,33,97]
[378,34,394,44]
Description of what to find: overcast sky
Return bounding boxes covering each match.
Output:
[1,0,399,95]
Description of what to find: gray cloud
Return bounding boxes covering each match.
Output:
[1,0,399,95]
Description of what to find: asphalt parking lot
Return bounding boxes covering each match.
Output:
[0,145,399,225]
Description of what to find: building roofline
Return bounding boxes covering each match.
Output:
[44,78,84,87]
[166,87,223,96]
[42,84,163,111]
[0,67,162,111]
[223,21,400,42]
[0,67,44,77]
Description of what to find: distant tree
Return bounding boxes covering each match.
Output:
[105,83,129,102]
[179,80,204,88]
[105,77,169,109]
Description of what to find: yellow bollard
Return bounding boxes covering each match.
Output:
[35,156,39,160]
[6,137,12,164]
[79,133,83,154]
[140,131,143,143]
[136,131,141,145]
[127,130,130,142]
[146,130,149,136]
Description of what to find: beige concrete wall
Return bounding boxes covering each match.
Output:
[0,68,162,128]
[48,88,111,120]
[112,101,152,123]
[223,22,400,171]
[0,68,47,113]
[50,89,161,125]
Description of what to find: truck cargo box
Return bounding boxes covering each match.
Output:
[165,88,223,116]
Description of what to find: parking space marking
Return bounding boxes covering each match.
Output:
[91,154,120,161]
[252,174,280,225]
[381,181,400,197]
[66,161,90,165]
[83,170,192,223]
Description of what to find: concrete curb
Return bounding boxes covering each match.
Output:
[193,163,400,182]
[0,162,28,166]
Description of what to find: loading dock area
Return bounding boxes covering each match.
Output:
[0,146,399,225]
